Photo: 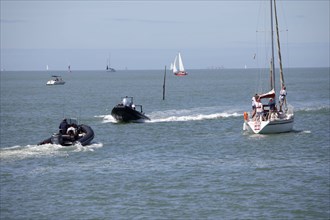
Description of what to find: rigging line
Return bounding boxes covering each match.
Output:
[255,0,264,35]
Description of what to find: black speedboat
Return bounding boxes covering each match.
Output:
[111,96,150,123]
[38,118,94,146]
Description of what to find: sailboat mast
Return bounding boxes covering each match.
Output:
[109,53,111,67]
[274,0,285,88]
[270,0,276,91]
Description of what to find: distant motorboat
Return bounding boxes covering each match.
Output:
[46,75,65,85]
[38,118,94,146]
[172,52,188,76]
[111,96,150,123]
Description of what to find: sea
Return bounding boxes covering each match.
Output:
[0,68,329,219]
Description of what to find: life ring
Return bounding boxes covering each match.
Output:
[244,112,249,121]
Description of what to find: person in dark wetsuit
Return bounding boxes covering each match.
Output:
[59,119,68,134]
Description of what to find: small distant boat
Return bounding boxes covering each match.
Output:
[111,96,150,123]
[38,118,94,146]
[46,75,65,85]
[106,54,116,72]
[172,52,188,76]
[106,65,116,72]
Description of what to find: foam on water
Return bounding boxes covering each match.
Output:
[95,114,117,123]
[0,142,103,160]
[97,107,242,124]
[148,112,241,123]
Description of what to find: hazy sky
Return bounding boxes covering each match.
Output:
[1,0,329,70]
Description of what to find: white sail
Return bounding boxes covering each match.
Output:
[178,53,185,71]
[170,63,174,70]
[172,55,178,73]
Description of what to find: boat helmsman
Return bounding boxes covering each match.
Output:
[59,119,68,134]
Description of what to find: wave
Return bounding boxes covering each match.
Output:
[96,105,328,125]
[0,142,103,160]
[295,105,329,113]
[148,112,241,123]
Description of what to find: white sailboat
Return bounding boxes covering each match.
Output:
[172,52,187,76]
[243,0,294,134]
[106,54,116,72]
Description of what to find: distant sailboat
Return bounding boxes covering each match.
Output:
[106,54,116,72]
[172,52,188,76]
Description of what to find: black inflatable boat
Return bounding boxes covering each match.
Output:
[38,118,94,146]
[111,96,150,123]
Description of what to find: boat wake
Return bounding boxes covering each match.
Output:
[0,142,103,160]
[96,114,118,123]
[295,105,329,113]
[148,111,241,123]
[97,107,242,124]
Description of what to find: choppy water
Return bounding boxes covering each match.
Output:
[1,68,329,219]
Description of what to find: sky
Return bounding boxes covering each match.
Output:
[0,0,329,71]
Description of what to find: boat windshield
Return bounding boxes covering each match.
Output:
[122,97,133,106]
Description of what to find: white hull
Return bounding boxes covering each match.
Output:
[46,80,65,85]
[243,115,294,134]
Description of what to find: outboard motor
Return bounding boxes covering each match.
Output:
[51,133,62,145]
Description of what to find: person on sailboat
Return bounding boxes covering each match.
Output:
[268,98,276,119]
[269,98,276,111]
[279,86,287,112]
[251,94,258,118]
[255,97,264,121]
